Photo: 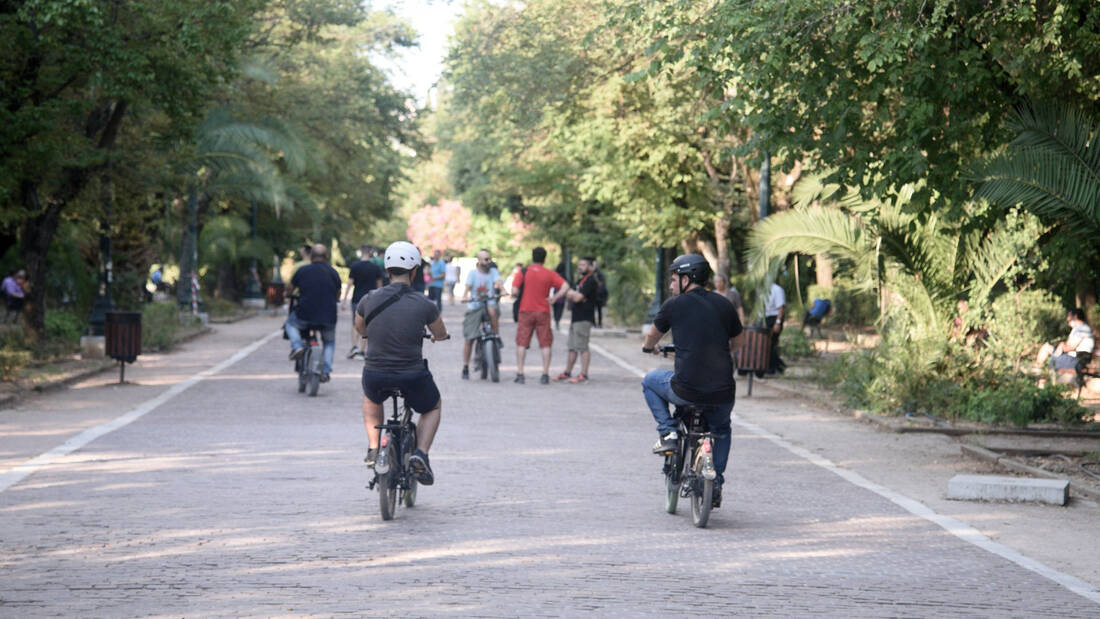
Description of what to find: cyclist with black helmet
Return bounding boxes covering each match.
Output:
[642,253,744,507]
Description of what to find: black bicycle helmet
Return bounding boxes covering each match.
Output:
[668,253,710,285]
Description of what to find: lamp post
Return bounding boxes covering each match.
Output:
[86,167,115,336]
[177,191,203,313]
[242,200,264,308]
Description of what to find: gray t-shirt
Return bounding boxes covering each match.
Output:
[356,283,441,373]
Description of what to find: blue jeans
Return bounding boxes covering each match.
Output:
[642,369,734,485]
[286,313,335,374]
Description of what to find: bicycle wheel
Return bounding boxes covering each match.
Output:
[377,446,398,520]
[478,340,489,380]
[297,357,306,393]
[308,371,320,396]
[664,467,679,514]
[489,340,500,383]
[402,477,418,507]
[691,451,713,528]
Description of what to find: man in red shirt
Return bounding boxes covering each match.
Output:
[511,246,570,384]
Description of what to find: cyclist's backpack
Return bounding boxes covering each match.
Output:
[512,266,527,322]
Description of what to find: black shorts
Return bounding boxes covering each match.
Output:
[361,363,441,414]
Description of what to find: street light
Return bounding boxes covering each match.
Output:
[86,167,115,336]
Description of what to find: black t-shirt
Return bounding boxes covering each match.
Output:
[348,259,383,304]
[571,273,600,323]
[653,287,743,404]
[291,262,341,326]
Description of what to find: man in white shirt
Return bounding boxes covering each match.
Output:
[763,282,787,375]
[1038,308,1094,371]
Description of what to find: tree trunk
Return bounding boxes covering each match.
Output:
[17,99,128,341]
[815,253,834,288]
[714,216,731,277]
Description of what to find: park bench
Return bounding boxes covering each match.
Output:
[1072,351,1100,400]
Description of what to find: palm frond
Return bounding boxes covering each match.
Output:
[745,206,874,277]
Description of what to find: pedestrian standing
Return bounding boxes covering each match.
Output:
[552,261,567,331]
[444,256,460,305]
[2,269,27,323]
[342,244,384,358]
[511,247,570,384]
[553,257,599,383]
[713,273,746,326]
[593,261,607,328]
[764,281,787,375]
[428,249,446,311]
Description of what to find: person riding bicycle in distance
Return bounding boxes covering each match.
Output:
[642,253,744,507]
[355,241,449,485]
[461,248,503,379]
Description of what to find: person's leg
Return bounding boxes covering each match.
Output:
[416,403,441,452]
[515,311,535,378]
[534,311,553,378]
[489,305,499,334]
[580,350,591,376]
[704,402,734,486]
[516,346,527,376]
[320,326,336,374]
[540,346,552,376]
[362,396,383,448]
[463,339,474,366]
[285,315,304,353]
[563,350,578,375]
[642,370,687,435]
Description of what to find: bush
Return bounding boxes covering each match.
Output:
[806,282,877,327]
[0,349,31,380]
[958,378,1086,426]
[45,311,84,346]
[780,329,815,359]
[984,290,1066,367]
[204,297,240,318]
[142,302,181,351]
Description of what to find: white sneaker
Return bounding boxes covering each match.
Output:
[346,346,359,359]
[652,431,679,454]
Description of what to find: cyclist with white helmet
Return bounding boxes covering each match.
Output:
[641,253,744,508]
[355,241,450,485]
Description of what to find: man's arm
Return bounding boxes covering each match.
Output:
[427,315,449,341]
[354,312,367,337]
[774,304,785,332]
[643,326,667,354]
[550,283,571,305]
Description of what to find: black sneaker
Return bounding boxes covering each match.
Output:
[462,366,469,380]
[514,374,525,384]
[409,449,434,485]
[320,372,330,383]
[712,484,723,509]
[364,448,378,468]
[652,431,678,454]
[540,374,550,385]
[289,347,305,361]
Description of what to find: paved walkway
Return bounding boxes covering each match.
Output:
[1,305,1098,616]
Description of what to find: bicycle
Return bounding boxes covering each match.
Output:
[655,345,718,528]
[286,295,324,397]
[470,293,502,383]
[293,325,324,397]
[366,332,449,520]
[368,388,420,520]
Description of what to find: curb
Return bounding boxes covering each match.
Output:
[763,376,1100,440]
[960,444,1100,502]
[208,312,257,325]
[0,326,213,412]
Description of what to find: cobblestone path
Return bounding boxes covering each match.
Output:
[2,306,1097,616]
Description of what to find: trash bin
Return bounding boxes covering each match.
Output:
[266,282,285,308]
[106,311,141,382]
[733,326,771,396]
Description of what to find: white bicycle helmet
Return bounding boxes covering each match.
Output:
[384,241,422,270]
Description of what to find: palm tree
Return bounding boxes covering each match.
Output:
[977,103,1100,240]
[745,178,1026,338]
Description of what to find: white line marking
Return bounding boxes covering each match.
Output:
[0,329,283,493]
[589,343,1100,605]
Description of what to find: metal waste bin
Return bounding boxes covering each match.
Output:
[105,311,142,382]
[733,326,771,396]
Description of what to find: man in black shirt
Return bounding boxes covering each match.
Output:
[342,244,384,358]
[553,257,600,383]
[641,253,743,506]
[286,243,342,381]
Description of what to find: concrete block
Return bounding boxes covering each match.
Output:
[242,298,265,309]
[79,335,105,359]
[947,474,1069,506]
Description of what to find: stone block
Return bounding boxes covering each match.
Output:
[79,335,105,359]
[947,474,1069,506]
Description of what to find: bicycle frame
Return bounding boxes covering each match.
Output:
[368,392,416,493]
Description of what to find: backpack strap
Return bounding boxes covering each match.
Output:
[362,287,409,330]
